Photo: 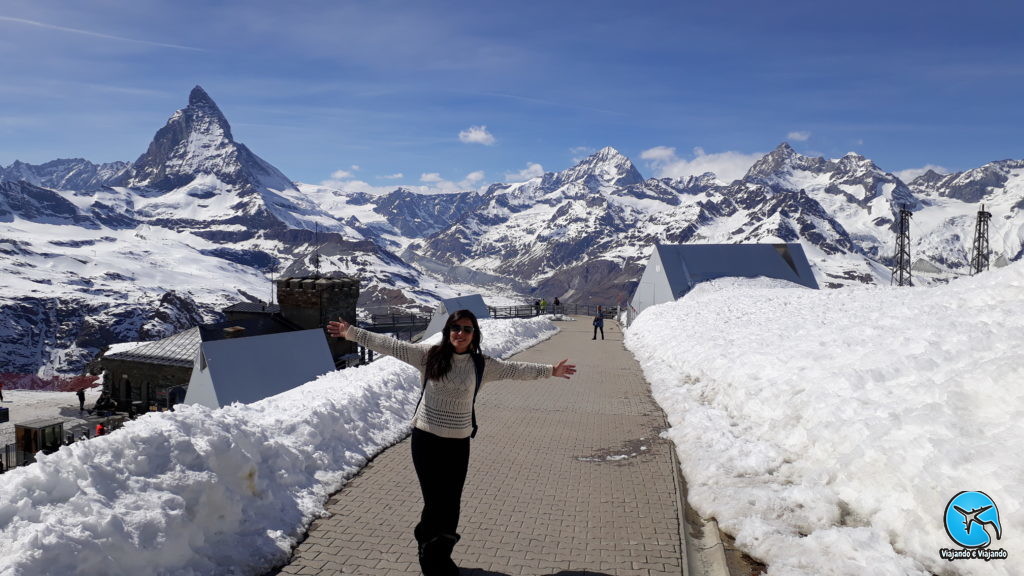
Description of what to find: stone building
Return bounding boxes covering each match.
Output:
[101,273,359,410]
[276,275,359,362]
[101,327,198,411]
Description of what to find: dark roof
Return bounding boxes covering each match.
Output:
[104,327,201,368]
[656,243,819,291]
[16,418,67,429]
[198,314,304,343]
[222,302,280,314]
[104,315,308,368]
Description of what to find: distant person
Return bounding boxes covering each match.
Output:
[553,296,561,312]
[0,381,4,402]
[592,306,605,340]
[540,298,548,313]
[92,393,115,415]
[533,299,540,315]
[328,310,575,576]
[95,423,105,437]
[77,388,86,412]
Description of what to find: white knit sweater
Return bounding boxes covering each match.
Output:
[350,327,553,438]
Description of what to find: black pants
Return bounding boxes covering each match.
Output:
[411,428,470,542]
[593,324,604,339]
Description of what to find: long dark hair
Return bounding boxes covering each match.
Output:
[425,309,482,380]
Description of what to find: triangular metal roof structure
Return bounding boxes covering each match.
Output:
[422,294,491,340]
[630,243,819,316]
[184,328,334,409]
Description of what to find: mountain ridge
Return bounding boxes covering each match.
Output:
[3,87,1024,382]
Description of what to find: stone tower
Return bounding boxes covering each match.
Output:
[276,274,360,361]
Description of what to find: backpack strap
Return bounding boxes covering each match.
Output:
[469,353,485,438]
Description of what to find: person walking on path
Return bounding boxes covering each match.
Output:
[328,310,576,576]
[0,381,4,402]
[76,388,86,412]
[592,306,605,340]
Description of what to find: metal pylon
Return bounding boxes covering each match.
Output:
[891,205,913,287]
[969,204,992,275]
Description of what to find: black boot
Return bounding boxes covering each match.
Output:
[418,533,460,576]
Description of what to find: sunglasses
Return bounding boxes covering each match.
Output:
[448,325,475,334]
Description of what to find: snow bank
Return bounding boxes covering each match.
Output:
[625,271,1023,576]
[0,317,557,576]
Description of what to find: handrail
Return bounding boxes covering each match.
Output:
[488,304,619,318]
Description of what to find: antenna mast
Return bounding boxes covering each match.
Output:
[312,224,322,279]
[891,205,913,287]
[969,204,992,275]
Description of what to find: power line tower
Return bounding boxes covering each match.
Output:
[969,204,992,275]
[891,205,913,287]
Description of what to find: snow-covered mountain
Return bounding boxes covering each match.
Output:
[114,86,349,236]
[0,158,129,191]
[4,86,1024,382]
[400,143,1023,297]
[0,87,456,383]
[406,145,878,297]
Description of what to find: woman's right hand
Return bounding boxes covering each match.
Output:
[327,319,352,339]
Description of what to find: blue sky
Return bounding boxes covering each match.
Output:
[2,0,1023,192]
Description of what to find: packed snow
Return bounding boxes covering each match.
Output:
[0,317,557,576]
[625,265,1022,576]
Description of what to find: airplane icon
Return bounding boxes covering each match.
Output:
[954,505,1002,540]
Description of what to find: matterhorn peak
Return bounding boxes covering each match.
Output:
[189,85,216,107]
[124,86,277,191]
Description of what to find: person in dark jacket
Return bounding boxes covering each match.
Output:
[328,310,576,576]
[592,306,605,340]
[77,388,86,412]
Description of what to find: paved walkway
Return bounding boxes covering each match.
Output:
[271,317,690,576]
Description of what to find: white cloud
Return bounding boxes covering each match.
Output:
[569,146,595,163]
[787,131,811,142]
[639,146,676,163]
[326,179,394,194]
[321,170,488,196]
[895,164,952,183]
[404,171,491,194]
[640,146,763,183]
[504,162,545,183]
[0,16,204,51]
[463,170,486,185]
[459,125,496,145]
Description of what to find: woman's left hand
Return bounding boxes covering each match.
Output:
[552,359,576,379]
